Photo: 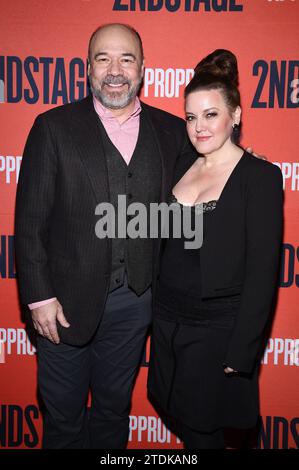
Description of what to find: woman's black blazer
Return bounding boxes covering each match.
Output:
[169,150,283,374]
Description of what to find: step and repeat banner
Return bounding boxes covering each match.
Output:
[0,0,298,449]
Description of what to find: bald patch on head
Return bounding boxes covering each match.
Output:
[88,23,144,63]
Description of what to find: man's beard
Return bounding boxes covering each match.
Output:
[89,73,143,109]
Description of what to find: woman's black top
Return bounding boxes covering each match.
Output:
[156,194,218,316]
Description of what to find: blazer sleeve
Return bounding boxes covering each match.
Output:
[223,163,283,374]
[14,114,57,304]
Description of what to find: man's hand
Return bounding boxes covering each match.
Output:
[31,300,70,344]
[245,147,267,161]
[224,366,238,374]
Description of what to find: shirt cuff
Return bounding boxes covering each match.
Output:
[28,297,57,310]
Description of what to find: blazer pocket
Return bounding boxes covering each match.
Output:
[214,284,243,296]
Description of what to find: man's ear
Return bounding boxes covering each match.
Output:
[140,59,145,79]
[87,60,91,75]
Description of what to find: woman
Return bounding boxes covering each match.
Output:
[147,50,283,449]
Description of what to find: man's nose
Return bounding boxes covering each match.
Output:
[108,59,122,75]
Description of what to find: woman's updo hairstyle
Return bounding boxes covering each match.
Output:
[185,49,241,142]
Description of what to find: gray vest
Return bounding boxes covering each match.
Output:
[97,110,161,295]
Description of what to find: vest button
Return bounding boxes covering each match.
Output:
[119,258,124,263]
[115,278,120,283]
[128,172,133,178]
[128,193,132,200]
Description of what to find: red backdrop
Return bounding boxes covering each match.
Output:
[0,0,298,449]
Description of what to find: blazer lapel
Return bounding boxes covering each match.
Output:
[70,95,110,205]
[141,103,173,202]
[202,152,247,239]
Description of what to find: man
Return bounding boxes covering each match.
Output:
[14,23,195,449]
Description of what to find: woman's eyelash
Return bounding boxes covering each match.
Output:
[185,113,218,121]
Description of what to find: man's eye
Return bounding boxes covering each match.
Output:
[121,58,134,63]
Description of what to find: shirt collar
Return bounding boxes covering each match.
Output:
[93,95,142,123]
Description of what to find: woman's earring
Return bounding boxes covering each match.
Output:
[232,123,241,144]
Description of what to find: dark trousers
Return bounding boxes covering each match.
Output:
[36,277,152,449]
[182,426,225,449]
